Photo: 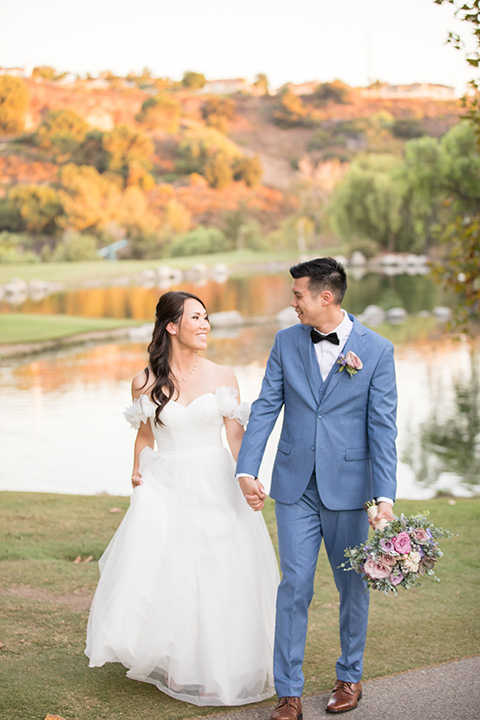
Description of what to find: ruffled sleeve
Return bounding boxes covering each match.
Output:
[123,394,157,429]
[215,386,250,426]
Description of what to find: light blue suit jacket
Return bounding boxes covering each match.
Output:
[236,315,398,509]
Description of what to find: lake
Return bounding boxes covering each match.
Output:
[1,269,479,500]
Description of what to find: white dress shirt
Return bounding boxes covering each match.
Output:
[313,310,352,380]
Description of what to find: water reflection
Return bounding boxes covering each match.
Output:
[1,328,479,499]
[402,347,480,495]
[0,272,450,320]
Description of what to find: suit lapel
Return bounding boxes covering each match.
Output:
[319,315,367,403]
[298,325,323,400]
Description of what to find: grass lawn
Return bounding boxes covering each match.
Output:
[0,314,142,345]
[0,250,310,286]
[0,493,478,720]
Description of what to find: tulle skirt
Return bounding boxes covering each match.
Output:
[85,444,279,706]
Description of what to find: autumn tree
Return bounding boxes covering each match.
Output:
[102,124,154,186]
[136,93,182,132]
[232,156,263,187]
[272,91,311,128]
[0,75,29,134]
[37,109,89,158]
[1,184,64,234]
[202,97,236,133]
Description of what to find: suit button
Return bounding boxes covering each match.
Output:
[318,414,323,419]
[310,445,315,451]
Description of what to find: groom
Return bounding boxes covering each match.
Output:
[237,258,397,719]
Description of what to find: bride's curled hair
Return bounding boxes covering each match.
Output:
[144,290,207,425]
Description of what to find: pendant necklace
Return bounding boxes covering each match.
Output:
[173,352,199,382]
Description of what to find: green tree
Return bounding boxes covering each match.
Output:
[182,71,207,89]
[0,75,29,134]
[329,156,408,251]
[136,93,181,132]
[312,81,351,105]
[37,109,89,157]
[432,0,480,324]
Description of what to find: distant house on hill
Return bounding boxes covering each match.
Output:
[281,81,320,96]
[360,82,456,100]
[0,66,31,78]
[200,78,258,95]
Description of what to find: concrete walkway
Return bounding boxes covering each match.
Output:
[206,655,480,720]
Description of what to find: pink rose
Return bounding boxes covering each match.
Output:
[345,351,363,370]
[380,553,397,567]
[413,528,429,544]
[364,557,392,579]
[393,532,412,554]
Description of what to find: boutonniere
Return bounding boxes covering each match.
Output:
[337,351,363,377]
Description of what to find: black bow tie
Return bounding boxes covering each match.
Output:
[310,328,340,345]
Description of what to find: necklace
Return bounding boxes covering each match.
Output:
[173,352,199,382]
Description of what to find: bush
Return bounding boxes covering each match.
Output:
[391,118,426,139]
[0,231,39,264]
[37,109,89,157]
[136,93,181,132]
[308,129,330,151]
[50,231,100,262]
[273,92,311,128]
[312,81,351,105]
[0,76,29,135]
[348,238,380,259]
[232,156,263,187]
[182,71,206,89]
[168,226,229,257]
[204,153,233,188]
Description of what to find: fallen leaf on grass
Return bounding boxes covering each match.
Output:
[109,507,122,513]
[73,555,93,564]
[45,715,67,720]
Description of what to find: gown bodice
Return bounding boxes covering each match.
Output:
[123,387,250,455]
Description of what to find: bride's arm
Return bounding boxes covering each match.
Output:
[130,372,155,488]
[225,417,244,461]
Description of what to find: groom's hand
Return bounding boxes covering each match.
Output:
[370,501,395,527]
[238,476,266,512]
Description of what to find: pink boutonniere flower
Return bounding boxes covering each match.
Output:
[337,351,363,377]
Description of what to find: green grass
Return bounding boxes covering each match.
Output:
[0,250,306,286]
[0,492,478,720]
[0,314,141,344]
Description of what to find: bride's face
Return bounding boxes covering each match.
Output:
[175,298,210,350]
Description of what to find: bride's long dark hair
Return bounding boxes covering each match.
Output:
[144,290,207,425]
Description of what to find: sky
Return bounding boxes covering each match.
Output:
[0,0,476,94]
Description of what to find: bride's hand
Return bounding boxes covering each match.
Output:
[238,476,265,512]
[131,473,143,488]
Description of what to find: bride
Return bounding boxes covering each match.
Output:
[85,290,279,706]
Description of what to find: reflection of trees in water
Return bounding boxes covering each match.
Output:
[403,350,480,494]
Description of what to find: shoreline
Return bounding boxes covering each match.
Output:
[0,325,135,360]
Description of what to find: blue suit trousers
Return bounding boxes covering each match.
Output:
[274,474,370,697]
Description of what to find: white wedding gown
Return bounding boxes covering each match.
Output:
[85,387,279,706]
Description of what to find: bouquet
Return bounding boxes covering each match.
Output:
[340,501,453,596]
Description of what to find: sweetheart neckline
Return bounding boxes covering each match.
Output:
[171,392,215,409]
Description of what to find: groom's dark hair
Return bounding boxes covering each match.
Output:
[290,257,347,303]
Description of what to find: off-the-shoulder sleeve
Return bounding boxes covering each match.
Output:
[215,386,250,425]
[123,394,157,429]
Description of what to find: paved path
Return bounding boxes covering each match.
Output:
[205,655,480,720]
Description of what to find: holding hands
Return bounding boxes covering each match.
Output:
[238,476,266,512]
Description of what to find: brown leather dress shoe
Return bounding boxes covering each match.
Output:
[326,680,362,713]
[270,696,303,720]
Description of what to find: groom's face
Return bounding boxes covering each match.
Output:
[291,276,325,326]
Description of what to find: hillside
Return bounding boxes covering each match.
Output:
[0,74,466,262]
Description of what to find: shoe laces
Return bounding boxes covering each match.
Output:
[279,696,300,708]
[334,680,354,694]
